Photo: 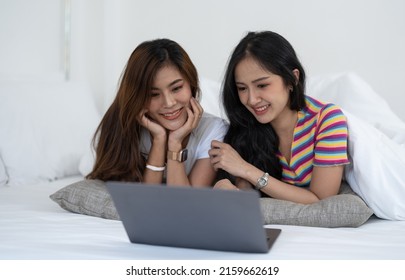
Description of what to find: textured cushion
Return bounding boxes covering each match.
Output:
[50,179,119,220]
[260,183,373,227]
[50,180,373,227]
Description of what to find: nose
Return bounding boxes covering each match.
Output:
[247,88,261,106]
[162,92,176,108]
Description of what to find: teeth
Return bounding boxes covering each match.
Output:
[163,109,180,117]
[255,105,269,112]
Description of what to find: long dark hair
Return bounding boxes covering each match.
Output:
[87,38,200,182]
[218,31,306,183]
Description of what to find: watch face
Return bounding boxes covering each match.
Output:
[258,177,266,186]
[256,173,269,190]
[180,149,188,162]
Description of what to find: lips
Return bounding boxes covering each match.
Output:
[253,104,270,115]
[160,108,183,120]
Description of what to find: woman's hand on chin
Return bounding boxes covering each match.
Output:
[168,98,203,146]
[138,110,166,140]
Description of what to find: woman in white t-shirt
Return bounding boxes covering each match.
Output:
[87,39,228,187]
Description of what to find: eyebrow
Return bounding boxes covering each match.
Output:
[235,76,270,85]
[151,79,183,90]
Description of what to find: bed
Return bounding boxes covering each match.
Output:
[1,175,405,260]
[1,74,405,262]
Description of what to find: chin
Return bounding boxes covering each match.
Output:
[254,114,273,124]
[164,124,182,131]
[162,119,187,131]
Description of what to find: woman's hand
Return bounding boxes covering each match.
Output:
[213,179,239,191]
[168,98,203,149]
[138,109,167,141]
[209,140,250,178]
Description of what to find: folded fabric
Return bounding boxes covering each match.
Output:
[50,180,373,228]
[307,72,405,220]
[343,111,405,220]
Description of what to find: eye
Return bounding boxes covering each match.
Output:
[237,86,247,92]
[150,91,160,98]
[257,84,268,89]
[172,85,183,93]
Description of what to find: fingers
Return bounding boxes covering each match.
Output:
[208,141,220,158]
[208,141,227,170]
[191,97,204,117]
[138,110,150,127]
[209,141,232,157]
[213,179,229,188]
[184,106,197,130]
[209,141,247,178]
[138,110,167,139]
[213,179,239,191]
[189,98,203,127]
[211,140,225,149]
[167,98,202,144]
[181,98,202,129]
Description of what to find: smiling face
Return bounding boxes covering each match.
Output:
[146,65,192,131]
[234,57,293,125]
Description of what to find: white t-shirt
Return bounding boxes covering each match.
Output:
[140,112,228,175]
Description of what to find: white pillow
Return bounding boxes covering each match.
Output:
[0,80,101,186]
[78,146,95,177]
[199,77,224,119]
[0,156,7,186]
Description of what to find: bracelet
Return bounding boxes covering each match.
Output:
[145,164,166,172]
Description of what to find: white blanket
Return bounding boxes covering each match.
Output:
[307,72,405,220]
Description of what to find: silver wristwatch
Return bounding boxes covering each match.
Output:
[255,172,269,190]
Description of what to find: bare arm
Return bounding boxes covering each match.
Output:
[166,98,208,187]
[139,111,167,184]
[258,165,343,203]
[165,158,216,188]
[210,140,343,203]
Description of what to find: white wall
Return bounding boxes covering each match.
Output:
[1,0,405,122]
[0,0,63,80]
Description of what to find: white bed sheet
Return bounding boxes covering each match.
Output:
[1,176,405,260]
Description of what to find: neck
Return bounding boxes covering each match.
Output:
[271,109,298,138]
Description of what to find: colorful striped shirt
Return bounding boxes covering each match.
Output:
[277,96,350,187]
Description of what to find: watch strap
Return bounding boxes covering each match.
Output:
[167,149,188,162]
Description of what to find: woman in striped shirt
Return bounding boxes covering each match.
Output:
[209,31,350,204]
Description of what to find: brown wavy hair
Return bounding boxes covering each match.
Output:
[86,39,200,182]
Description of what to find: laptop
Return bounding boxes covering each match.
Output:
[106,181,281,253]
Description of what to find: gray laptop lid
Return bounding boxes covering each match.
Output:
[106,181,281,253]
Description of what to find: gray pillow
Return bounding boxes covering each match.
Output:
[50,179,119,220]
[50,180,373,227]
[260,182,373,228]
